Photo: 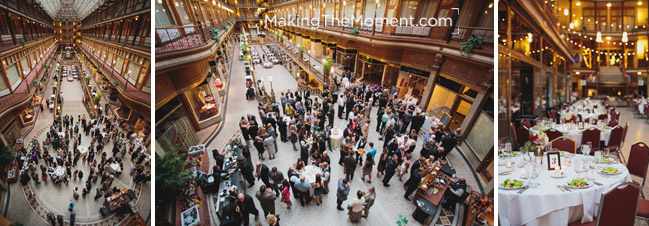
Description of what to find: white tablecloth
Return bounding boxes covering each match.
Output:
[302,165,323,184]
[330,128,344,150]
[54,166,65,177]
[78,146,88,157]
[109,163,122,173]
[263,62,273,68]
[499,155,631,226]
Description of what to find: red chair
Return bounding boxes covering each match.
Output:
[615,111,620,121]
[621,122,629,149]
[510,123,518,150]
[597,114,608,121]
[570,182,641,226]
[516,126,530,148]
[551,137,577,154]
[607,119,618,127]
[544,129,563,142]
[550,109,559,122]
[605,126,625,164]
[627,142,649,198]
[609,107,616,115]
[520,120,531,129]
[581,128,601,152]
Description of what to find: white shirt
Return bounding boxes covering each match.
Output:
[348,111,356,121]
[350,197,366,212]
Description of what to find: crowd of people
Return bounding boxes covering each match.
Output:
[18,107,150,224]
[219,62,467,225]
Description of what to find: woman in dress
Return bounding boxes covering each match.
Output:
[264,134,276,160]
[398,153,412,181]
[240,117,251,146]
[361,155,374,183]
[290,125,298,151]
[280,180,291,209]
[313,174,324,205]
[376,151,388,177]
[294,158,305,172]
[254,136,266,160]
[249,121,259,143]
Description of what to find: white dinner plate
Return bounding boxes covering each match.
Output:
[499,182,526,190]
[551,173,567,178]
[565,183,592,189]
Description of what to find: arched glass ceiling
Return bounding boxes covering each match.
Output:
[38,0,104,22]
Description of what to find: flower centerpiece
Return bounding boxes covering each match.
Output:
[523,133,547,155]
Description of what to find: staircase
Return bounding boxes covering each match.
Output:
[599,66,625,83]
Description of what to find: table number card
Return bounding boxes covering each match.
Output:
[547,152,561,170]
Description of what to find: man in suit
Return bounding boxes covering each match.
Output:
[269,167,284,197]
[440,129,461,159]
[237,157,255,188]
[255,185,277,217]
[363,186,376,218]
[327,104,335,127]
[256,162,271,188]
[343,152,357,181]
[410,112,426,134]
[345,96,355,120]
[277,118,288,142]
[404,167,425,200]
[382,155,399,187]
[431,147,446,161]
[237,193,259,226]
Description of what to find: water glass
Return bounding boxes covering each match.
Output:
[603,148,610,159]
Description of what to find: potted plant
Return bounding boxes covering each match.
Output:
[298,44,306,58]
[350,28,359,35]
[94,93,102,103]
[156,147,192,200]
[0,145,15,168]
[460,35,484,55]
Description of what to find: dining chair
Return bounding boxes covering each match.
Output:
[621,122,629,150]
[510,123,518,150]
[627,142,649,198]
[597,114,608,121]
[607,119,618,127]
[544,129,563,142]
[605,126,625,164]
[645,105,649,119]
[569,182,641,226]
[516,126,530,148]
[520,120,531,129]
[609,107,616,115]
[551,137,577,154]
[615,112,620,121]
[550,109,559,123]
[582,128,601,152]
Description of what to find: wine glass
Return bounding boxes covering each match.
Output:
[499,142,506,158]
[504,143,512,158]
[582,144,591,157]
[603,147,610,163]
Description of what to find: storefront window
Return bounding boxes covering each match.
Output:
[466,112,493,160]
[187,81,218,121]
[396,71,428,100]
[174,0,192,24]
[426,86,456,119]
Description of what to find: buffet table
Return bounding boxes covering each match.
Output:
[330,127,344,150]
[498,153,631,226]
[105,190,131,212]
[214,138,243,221]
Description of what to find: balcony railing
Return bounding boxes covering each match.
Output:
[155,21,233,54]
[0,43,56,114]
[155,25,207,53]
[305,20,493,46]
[81,35,151,51]
[80,45,150,104]
[0,35,55,53]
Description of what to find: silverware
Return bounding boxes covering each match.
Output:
[593,181,603,186]
[557,185,566,192]
[562,185,573,192]
[517,186,530,194]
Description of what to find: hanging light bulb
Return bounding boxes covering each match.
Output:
[569,23,574,29]
[576,1,581,6]
[564,8,569,16]
[527,33,533,42]
[622,31,629,43]
[639,1,643,6]
[596,31,603,42]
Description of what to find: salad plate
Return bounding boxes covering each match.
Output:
[551,173,567,178]
[598,166,622,175]
[498,170,512,175]
[500,179,525,190]
[566,178,592,189]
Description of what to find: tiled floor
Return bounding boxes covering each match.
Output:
[204,43,472,225]
[4,61,151,226]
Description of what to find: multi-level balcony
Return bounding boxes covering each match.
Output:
[155,20,234,54]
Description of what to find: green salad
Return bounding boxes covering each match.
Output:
[601,167,619,174]
[567,178,589,187]
[598,157,610,163]
[500,179,524,188]
[509,152,520,157]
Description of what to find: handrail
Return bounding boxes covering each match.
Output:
[79,45,151,104]
[0,43,57,115]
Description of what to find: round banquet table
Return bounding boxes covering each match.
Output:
[329,128,344,150]
[109,163,122,174]
[301,165,323,196]
[498,154,631,226]
[78,146,88,157]
[529,124,613,148]
[54,166,65,177]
